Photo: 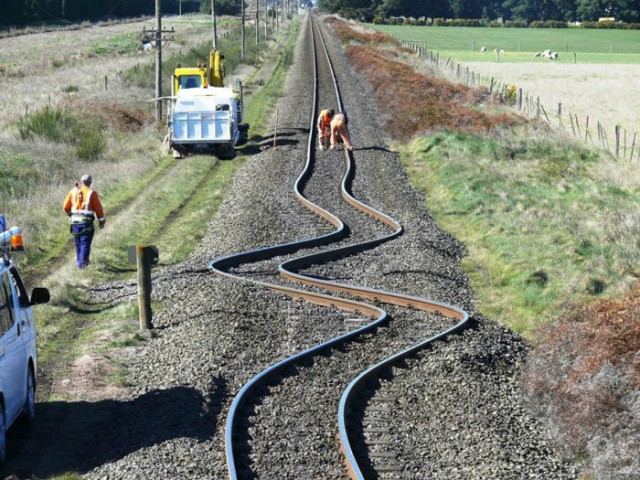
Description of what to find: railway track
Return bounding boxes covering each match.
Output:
[210,14,468,479]
[77,12,580,480]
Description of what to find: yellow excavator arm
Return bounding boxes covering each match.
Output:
[209,49,225,87]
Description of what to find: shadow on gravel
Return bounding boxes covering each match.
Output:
[1,380,227,479]
[242,129,307,155]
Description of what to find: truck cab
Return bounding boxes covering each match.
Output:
[0,219,49,463]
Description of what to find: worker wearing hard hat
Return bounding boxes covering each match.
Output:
[316,108,334,150]
[330,111,353,151]
[63,174,105,269]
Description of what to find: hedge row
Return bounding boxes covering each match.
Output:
[373,16,640,29]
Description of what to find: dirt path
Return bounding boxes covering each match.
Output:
[0,17,294,479]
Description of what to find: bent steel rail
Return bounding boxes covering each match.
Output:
[210,13,469,479]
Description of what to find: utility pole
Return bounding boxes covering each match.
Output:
[155,0,162,122]
[144,4,173,123]
[255,1,259,45]
[211,0,217,49]
[241,0,245,60]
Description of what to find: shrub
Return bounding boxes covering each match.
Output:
[75,124,106,160]
[15,105,107,160]
[17,105,76,142]
[505,84,517,106]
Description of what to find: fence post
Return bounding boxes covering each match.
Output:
[136,246,153,330]
[557,103,562,128]
[630,133,636,162]
[517,88,522,110]
[615,125,620,157]
[574,114,582,139]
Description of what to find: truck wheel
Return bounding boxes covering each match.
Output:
[218,144,235,159]
[0,407,6,464]
[22,368,36,422]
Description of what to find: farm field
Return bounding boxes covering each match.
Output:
[370,24,640,140]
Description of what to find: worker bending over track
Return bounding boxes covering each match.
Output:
[63,174,106,269]
[330,111,353,151]
[317,108,334,150]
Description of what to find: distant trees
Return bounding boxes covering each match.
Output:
[0,0,226,27]
[318,0,640,22]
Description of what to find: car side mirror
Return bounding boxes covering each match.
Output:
[30,287,50,306]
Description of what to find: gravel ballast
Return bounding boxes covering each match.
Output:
[84,14,579,480]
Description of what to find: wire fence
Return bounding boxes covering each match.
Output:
[395,37,640,162]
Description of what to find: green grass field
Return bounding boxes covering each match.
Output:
[370,24,640,63]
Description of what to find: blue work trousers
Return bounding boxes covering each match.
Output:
[72,223,94,269]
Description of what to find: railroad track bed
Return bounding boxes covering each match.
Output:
[84,13,579,480]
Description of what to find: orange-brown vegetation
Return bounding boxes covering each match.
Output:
[347,45,523,140]
[61,98,151,132]
[325,17,391,45]
[522,286,640,467]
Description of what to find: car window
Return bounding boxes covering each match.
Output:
[9,267,29,308]
[0,273,14,336]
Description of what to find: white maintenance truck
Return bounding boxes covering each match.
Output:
[167,50,248,159]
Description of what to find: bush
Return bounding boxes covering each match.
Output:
[17,105,76,143]
[75,124,106,160]
[505,84,517,106]
[530,19,567,28]
[16,105,106,160]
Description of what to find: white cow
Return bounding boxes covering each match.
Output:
[499,49,505,55]
[141,42,153,52]
[480,46,487,54]
[550,51,559,60]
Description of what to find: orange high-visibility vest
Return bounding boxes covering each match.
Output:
[63,185,105,225]
[317,109,333,133]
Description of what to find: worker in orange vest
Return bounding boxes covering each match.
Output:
[316,108,334,150]
[63,174,105,269]
[330,111,353,151]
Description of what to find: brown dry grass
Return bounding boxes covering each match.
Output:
[61,98,152,132]
[325,17,391,45]
[466,61,640,138]
[522,288,640,473]
[347,45,525,140]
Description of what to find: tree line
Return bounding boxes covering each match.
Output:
[2,0,243,27]
[318,0,640,24]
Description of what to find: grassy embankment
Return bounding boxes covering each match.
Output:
[1,17,299,376]
[370,24,640,63]
[348,20,640,335]
[330,17,639,476]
